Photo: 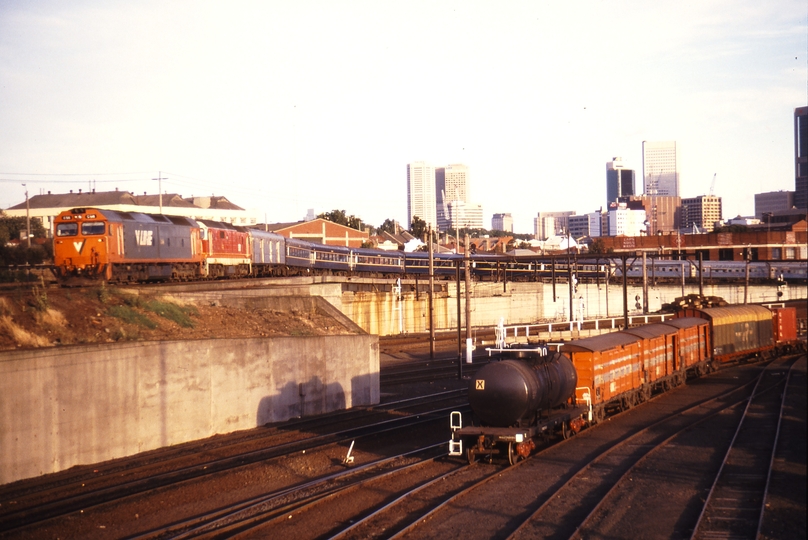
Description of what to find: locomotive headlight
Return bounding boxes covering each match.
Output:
[515,434,524,443]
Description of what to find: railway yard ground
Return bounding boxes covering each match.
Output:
[0,341,804,539]
[0,284,805,539]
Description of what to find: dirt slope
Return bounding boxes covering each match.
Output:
[0,285,354,351]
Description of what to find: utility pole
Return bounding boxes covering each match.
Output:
[428,227,435,359]
[22,184,31,248]
[153,172,167,214]
[464,234,472,365]
[567,231,574,321]
[622,255,629,329]
[456,260,463,379]
[642,251,648,313]
[744,245,751,304]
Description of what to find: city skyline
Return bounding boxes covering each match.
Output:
[1,2,806,234]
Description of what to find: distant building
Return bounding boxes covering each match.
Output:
[606,157,635,205]
[682,195,722,232]
[3,189,256,237]
[755,191,795,217]
[642,141,679,197]
[407,161,437,230]
[608,203,647,236]
[534,211,575,240]
[491,213,513,233]
[794,106,807,210]
[568,213,593,239]
[436,164,471,231]
[625,195,681,234]
[444,200,483,230]
[264,218,369,248]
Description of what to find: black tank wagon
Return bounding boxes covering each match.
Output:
[449,345,589,465]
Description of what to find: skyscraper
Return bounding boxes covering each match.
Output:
[436,164,469,231]
[407,162,437,230]
[642,141,679,197]
[606,157,635,205]
[795,107,808,210]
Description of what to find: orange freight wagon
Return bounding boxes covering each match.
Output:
[561,332,644,422]
[660,317,712,376]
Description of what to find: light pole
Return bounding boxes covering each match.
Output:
[744,244,751,304]
[22,184,31,248]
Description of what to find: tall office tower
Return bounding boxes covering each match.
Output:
[436,164,470,231]
[642,141,679,197]
[606,157,635,205]
[407,161,437,230]
[795,107,808,210]
[755,191,795,217]
[492,213,513,232]
[682,195,722,232]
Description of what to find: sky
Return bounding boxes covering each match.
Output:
[1,1,806,234]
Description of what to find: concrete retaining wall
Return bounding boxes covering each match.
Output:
[0,334,378,485]
[340,280,807,336]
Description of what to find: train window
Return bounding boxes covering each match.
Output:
[81,222,105,235]
[56,223,78,236]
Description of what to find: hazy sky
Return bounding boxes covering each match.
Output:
[1,1,806,233]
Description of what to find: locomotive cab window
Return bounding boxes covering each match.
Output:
[56,223,78,237]
[81,222,106,235]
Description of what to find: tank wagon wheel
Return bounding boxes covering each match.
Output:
[466,448,477,465]
[507,442,524,466]
[561,421,575,440]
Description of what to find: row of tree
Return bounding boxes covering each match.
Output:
[0,213,51,265]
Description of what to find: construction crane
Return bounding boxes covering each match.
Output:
[709,173,716,196]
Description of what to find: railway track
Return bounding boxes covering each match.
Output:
[689,358,796,540]
[0,391,466,537]
[305,356,798,540]
[1,357,802,539]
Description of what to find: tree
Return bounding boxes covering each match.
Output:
[0,213,47,246]
[410,216,428,239]
[588,238,614,254]
[317,209,364,231]
[377,218,398,235]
